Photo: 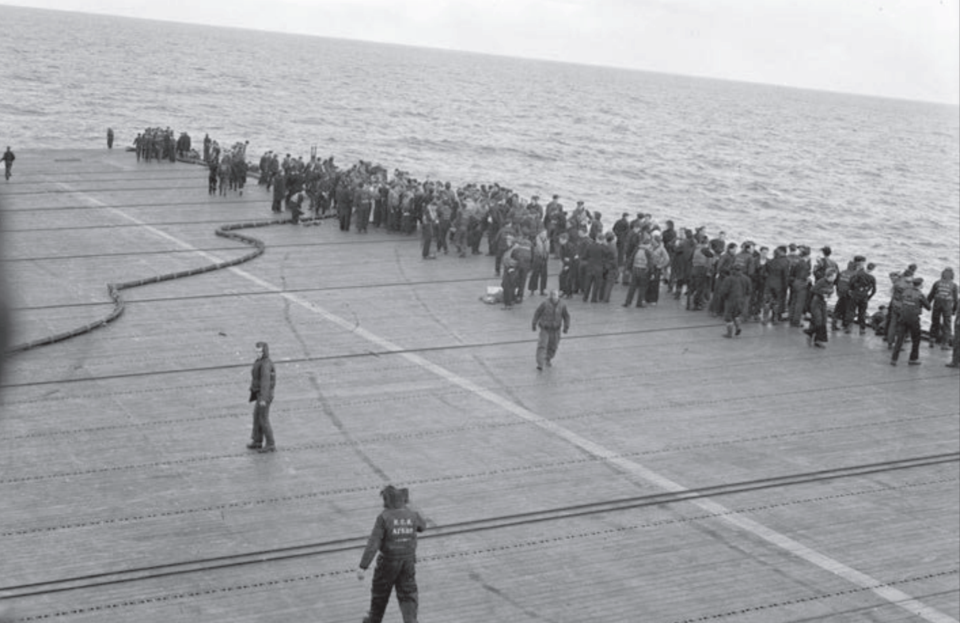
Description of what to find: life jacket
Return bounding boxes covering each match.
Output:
[900,287,925,323]
[814,257,838,280]
[733,251,753,275]
[836,269,855,296]
[934,280,957,303]
[692,247,710,269]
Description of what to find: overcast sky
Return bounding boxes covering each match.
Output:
[5,0,959,104]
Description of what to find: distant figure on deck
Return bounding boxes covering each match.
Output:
[805,268,836,348]
[927,267,958,351]
[246,341,276,452]
[2,147,13,181]
[357,485,427,623]
[717,263,752,338]
[890,277,931,366]
[106,128,114,149]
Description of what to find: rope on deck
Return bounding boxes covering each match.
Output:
[4,216,322,354]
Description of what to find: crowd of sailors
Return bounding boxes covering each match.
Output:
[144,140,958,368]
[132,127,193,163]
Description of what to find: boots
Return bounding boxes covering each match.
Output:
[724,323,733,338]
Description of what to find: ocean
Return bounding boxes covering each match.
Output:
[1,4,958,287]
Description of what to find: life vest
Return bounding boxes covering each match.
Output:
[900,287,924,323]
[934,280,957,303]
[836,270,854,296]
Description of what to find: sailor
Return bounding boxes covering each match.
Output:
[805,268,837,348]
[927,268,958,350]
[890,277,931,366]
[718,264,752,338]
[532,289,571,370]
[357,486,427,623]
[848,261,877,335]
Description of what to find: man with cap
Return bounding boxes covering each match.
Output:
[848,260,878,335]
[814,245,838,281]
[544,194,564,253]
[717,263,752,338]
[833,257,862,332]
[612,211,631,270]
[788,246,812,327]
[927,267,958,350]
[805,268,837,348]
[890,276,930,366]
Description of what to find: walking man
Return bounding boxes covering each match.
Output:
[246,341,276,452]
[532,289,571,370]
[2,147,14,181]
[358,485,427,623]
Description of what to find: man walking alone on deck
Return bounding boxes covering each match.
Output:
[532,289,571,370]
[358,486,427,623]
[246,341,276,452]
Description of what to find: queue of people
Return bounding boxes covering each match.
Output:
[158,139,958,370]
[247,148,958,368]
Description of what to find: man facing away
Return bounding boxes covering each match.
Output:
[891,277,931,366]
[246,341,276,452]
[358,486,427,623]
[532,289,571,370]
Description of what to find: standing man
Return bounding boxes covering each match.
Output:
[2,147,14,181]
[927,267,958,350]
[106,128,114,149]
[891,277,931,366]
[805,268,837,348]
[246,341,276,453]
[532,289,571,371]
[848,260,877,335]
[717,264,752,338]
[358,485,427,623]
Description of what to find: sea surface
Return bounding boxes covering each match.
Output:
[1,5,958,286]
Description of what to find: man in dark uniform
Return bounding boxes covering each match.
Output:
[358,485,427,623]
[272,171,286,214]
[789,246,812,327]
[247,341,276,452]
[718,264,752,338]
[805,268,836,348]
[581,234,605,303]
[106,128,114,149]
[532,289,571,370]
[612,212,631,269]
[890,277,931,366]
[557,232,577,298]
[762,246,790,323]
[848,260,877,335]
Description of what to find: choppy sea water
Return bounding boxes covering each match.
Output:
[1,5,958,286]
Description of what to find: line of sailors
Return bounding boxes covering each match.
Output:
[133,128,192,163]
[243,150,959,366]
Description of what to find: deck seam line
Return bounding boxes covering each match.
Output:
[61,183,959,623]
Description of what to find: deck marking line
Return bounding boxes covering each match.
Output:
[65,186,958,623]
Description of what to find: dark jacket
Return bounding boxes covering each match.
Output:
[360,486,426,569]
[532,299,571,332]
[250,343,276,404]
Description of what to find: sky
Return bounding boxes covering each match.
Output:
[4,0,959,104]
